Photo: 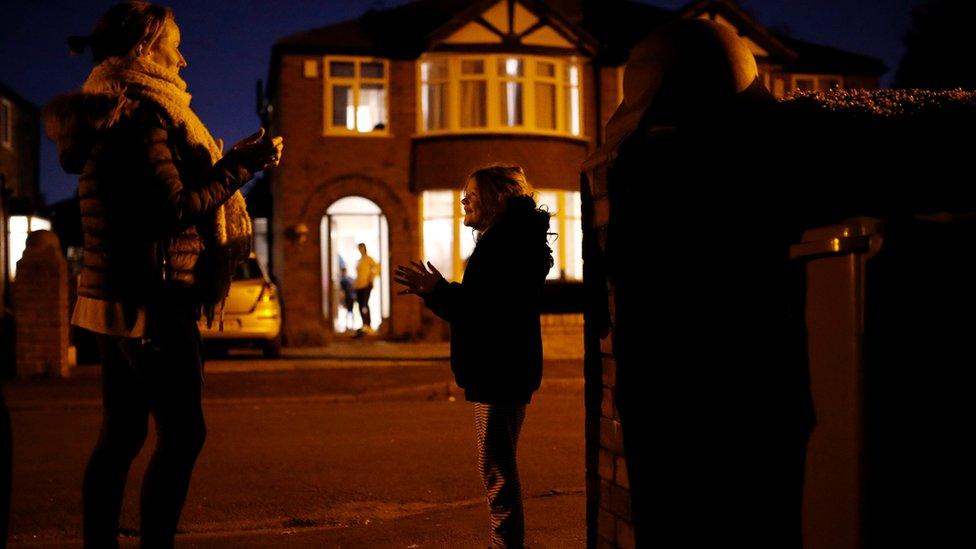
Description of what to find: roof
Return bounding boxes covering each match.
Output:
[0,81,39,115]
[270,1,886,86]
[775,35,887,76]
[275,0,476,59]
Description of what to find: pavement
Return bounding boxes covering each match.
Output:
[4,345,586,548]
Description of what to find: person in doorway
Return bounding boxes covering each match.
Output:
[355,243,380,335]
[395,165,553,548]
[44,2,283,547]
[339,267,357,332]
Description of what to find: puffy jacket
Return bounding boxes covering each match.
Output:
[44,92,252,304]
[423,196,553,404]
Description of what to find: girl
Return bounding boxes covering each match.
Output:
[396,165,553,548]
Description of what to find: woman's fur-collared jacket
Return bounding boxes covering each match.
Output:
[423,195,553,404]
[44,91,252,305]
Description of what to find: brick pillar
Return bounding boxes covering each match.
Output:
[13,230,69,378]
[582,168,634,549]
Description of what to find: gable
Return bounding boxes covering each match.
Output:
[682,0,795,62]
[442,21,504,44]
[434,0,590,52]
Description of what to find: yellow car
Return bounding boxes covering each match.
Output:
[199,255,282,357]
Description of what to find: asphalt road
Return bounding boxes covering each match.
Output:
[3,358,585,547]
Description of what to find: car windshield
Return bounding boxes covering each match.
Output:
[235,258,264,280]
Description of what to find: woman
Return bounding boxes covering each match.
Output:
[395,165,553,548]
[44,3,282,547]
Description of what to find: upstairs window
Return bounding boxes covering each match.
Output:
[325,57,389,135]
[418,55,583,138]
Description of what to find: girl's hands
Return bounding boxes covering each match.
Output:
[394,261,443,295]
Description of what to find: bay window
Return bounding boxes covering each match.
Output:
[421,189,583,282]
[418,55,583,137]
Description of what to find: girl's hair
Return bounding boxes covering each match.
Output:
[466,164,536,229]
[68,2,173,63]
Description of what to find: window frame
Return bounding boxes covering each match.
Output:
[323,55,392,137]
[416,54,585,139]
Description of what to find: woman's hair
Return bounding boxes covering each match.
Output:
[466,164,536,229]
[68,2,173,63]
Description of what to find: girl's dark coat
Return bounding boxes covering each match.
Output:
[423,196,552,404]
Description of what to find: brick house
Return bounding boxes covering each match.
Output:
[265,0,884,346]
[0,81,41,329]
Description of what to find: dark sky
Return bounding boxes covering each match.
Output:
[0,0,927,205]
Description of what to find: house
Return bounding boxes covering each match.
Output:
[265,0,885,345]
[0,81,41,316]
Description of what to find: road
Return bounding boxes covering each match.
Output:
[4,357,585,547]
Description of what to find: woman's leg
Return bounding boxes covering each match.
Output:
[137,309,206,548]
[357,285,373,328]
[474,403,527,548]
[83,335,151,549]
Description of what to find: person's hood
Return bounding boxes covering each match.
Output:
[43,90,138,174]
[497,195,551,235]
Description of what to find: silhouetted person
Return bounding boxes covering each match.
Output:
[354,242,379,334]
[339,267,356,331]
[396,165,553,548]
[588,19,816,547]
[44,2,283,547]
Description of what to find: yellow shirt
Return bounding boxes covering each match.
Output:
[355,255,379,289]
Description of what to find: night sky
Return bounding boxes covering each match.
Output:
[0,0,928,205]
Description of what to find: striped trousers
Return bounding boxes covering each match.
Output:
[474,403,527,549]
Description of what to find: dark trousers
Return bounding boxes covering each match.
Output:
[84,305,205,549]
[356,284,373,328]
[474,403,527,549]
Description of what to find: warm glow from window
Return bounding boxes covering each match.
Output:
[421,190,582,281]
[8,216,51,280]
[418,55,583,137]
[324,57,389,135]
[504,58,520,76]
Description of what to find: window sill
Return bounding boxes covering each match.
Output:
[411,131,589,143]
[322,130,394,139]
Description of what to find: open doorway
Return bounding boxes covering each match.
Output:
[321,196,389,335]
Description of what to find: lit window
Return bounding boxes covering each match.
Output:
[459,59,487,128]
[418,55,583,137]
[564,64,581,136]
[535,61,557,130]
[421,189,582,282]
[498,57,524,127]
[421,59,449,131]
[0,99,11,148]
[535,190,582,280]
[324,57,389,135]
[8,216,51,280]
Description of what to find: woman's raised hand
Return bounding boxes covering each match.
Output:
[394,261,443,295]
[225,128,284,173]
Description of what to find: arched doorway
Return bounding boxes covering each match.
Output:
[321,196,389,334]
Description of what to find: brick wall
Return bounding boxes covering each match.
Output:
[13,231,68,378]
[581,164,634,548]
